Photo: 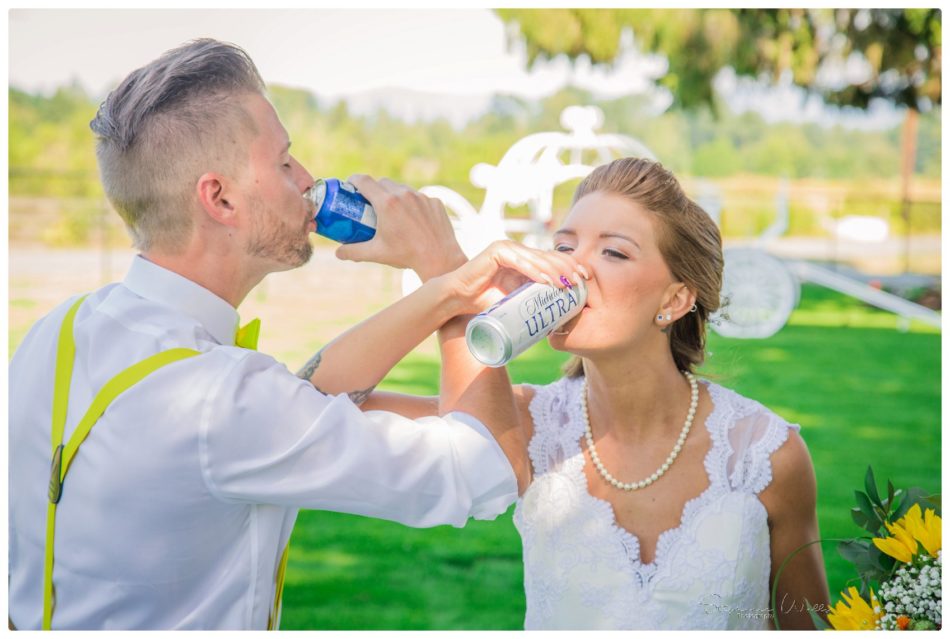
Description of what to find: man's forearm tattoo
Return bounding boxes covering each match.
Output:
[296,348,376,406]
[346,386,377,406]
[296,349,324,381]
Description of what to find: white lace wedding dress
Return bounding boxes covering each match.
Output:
[513,376,800,630]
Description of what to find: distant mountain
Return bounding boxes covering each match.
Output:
[334,87,494,128]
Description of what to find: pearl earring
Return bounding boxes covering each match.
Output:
[665,314,672,321]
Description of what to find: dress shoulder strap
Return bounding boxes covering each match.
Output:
[708,383,801,496]
[526,376,584,477]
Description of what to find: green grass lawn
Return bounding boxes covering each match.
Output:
[280,284,941,630]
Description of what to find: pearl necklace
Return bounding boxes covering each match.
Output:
[582,371,698,491]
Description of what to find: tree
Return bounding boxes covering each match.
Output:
[497,8,941,270]
[496,9,940,111]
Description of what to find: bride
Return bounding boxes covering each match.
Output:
[366,157,830,630]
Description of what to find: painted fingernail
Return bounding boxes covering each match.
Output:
[573,271,583,285]
[559,275,573,290]
[577,265,590,279]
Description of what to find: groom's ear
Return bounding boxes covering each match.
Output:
[196,172,240,228]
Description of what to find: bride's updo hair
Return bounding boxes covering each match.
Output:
[562,157,723,377]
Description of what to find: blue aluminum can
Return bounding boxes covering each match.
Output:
[306,178,377,243]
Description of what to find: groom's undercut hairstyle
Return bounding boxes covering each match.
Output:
[90,38,266,253]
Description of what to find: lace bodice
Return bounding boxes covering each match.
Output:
[513,376,800,630]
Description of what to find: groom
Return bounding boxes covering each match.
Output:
[8,39,531,629]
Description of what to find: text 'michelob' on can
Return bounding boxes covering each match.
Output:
[466,279,588,367]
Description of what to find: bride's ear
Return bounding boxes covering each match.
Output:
[661,283,696,322]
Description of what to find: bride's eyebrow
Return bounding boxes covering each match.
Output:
[554,229,641,252]
[601,232,641,252]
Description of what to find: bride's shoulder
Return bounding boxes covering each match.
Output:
[757,427,817,526]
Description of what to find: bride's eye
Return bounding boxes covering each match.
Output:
[554,244,575,253]
[603,248,629,260]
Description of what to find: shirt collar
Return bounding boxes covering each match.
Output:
[123,255,240,346]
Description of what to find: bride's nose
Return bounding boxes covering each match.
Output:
[567,246,595,279]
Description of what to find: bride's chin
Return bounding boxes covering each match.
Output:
[548,318,584,347]
[547,332,575,351]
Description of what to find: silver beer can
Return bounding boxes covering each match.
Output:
[466,279,588,367]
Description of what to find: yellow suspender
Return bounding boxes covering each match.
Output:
[43,296,201,628]
[42,297,290,630]
[270,545,290,630]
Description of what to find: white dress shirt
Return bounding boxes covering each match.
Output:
[9,256,518,629]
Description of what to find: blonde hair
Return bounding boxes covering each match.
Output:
[562,157,723,377]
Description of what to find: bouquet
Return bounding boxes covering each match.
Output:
[823,467,941,630]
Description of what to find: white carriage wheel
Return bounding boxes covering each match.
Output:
[710,248,800,339]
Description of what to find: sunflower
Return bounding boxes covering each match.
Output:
[873,521,919,564]
[901,504,941,558]
[827,587,883,630]
[873,504,942,563]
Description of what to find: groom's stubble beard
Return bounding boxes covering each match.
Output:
[245,193,314,270]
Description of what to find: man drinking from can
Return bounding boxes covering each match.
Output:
[8,38,583,630]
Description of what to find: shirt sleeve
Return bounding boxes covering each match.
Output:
[198,350,518,528]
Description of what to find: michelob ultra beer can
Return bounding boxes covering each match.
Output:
[466,278,588,367]
[306,178,377,243]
